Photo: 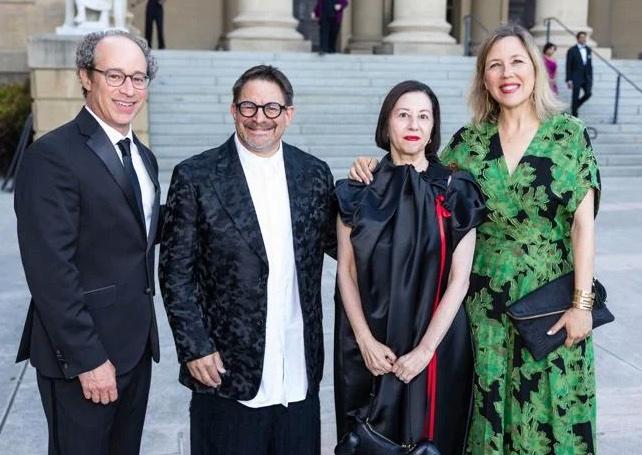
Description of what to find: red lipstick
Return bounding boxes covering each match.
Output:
[404,135,420,141]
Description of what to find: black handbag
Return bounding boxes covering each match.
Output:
[334,379,441,455]
[335,419,440,455]
[507,271,614,361]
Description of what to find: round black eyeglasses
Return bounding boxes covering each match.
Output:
[91,67,150,90]
[235,101,288,119]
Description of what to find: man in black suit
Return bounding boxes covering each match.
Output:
[159,65,336,455]
[566,31,593,117]
[14,30,161,454]
[145,0,166,49]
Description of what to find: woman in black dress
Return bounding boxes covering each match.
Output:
[334,81,486,454]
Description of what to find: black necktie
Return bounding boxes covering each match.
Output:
[117,138,145,226]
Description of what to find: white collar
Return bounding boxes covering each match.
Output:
[234,133,283,168]
[84,105,134,146]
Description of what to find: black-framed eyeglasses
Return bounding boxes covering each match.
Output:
[235,101,289,119]
[91,67,150,90]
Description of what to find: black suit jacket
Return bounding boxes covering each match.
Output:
[566,44,593,85]
[159,135,337,400]
[15,108,161,379]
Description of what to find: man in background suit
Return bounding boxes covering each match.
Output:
[312,0,349,54]
[159,65,336,455]
[14,30,161,454]
[145,0,166,49]
[566,31,593,117]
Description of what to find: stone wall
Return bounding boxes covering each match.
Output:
[130,0,223,49]
[0,0,65,82]
[589,0,642,59]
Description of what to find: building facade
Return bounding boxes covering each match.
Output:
[2,0,642,76]
[3,0,641,141]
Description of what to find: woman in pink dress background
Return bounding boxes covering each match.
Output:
[543,42,559,94]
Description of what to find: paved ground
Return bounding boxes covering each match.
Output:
[1,176,641,454]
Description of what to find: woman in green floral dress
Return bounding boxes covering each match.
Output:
[441,25,600,454]
[349,24,600,454]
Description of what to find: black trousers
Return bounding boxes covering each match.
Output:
[319,18,340,53]
[145,2,165,49]
[36,354,152,455]
[190,392,320,455]
[571,79,592,116]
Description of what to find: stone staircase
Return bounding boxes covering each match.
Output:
[149,51,642,180]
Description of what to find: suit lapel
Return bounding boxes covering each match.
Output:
[76,109,147,239]
[134,135,161,249]
[283,143,307,298]
[209,136,268,265]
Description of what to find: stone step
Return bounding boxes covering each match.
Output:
[594,135,642,144]
[148,51,642,177]
[599,166,642,177]
[594,145,642,155]
[589,123,642,132]
[153,74,642,90]
[597,155,642,166]
[152,50,642,69]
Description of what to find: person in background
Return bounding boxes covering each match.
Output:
[312,0,348,54]
[543,42,558,94]
[145,0,165,49]
[566,31,593,117]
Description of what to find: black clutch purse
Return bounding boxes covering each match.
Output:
[335,418,440,455]
[507,271,614,361]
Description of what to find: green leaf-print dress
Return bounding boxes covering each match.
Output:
[441,114,601,455]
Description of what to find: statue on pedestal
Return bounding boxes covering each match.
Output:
[57,0,129,34]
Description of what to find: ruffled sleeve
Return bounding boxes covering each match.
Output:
[445,171,487,249]
[334,178,368,227]
[568,123,601,216]
[549,116,601,217]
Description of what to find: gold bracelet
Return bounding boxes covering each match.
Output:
[572,289,594,310]
[573,300,593,311]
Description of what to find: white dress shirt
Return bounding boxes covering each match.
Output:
[234,134,308,408]
[85,106,155,236]
[578,44,588,65]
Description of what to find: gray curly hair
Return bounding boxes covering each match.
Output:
[75,30,158,97]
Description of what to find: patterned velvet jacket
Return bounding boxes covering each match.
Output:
[159,135,337,400]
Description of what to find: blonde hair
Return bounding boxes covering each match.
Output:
[469,24,564,124]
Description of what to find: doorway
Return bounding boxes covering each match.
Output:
[509,0,535,29]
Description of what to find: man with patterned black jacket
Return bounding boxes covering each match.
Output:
[159,65,337,455]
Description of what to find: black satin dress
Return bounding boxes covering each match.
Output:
[334,155,486,454]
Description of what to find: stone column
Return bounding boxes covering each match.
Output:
[224,0,310,52]
[218,0,240,49]
[381,0,462,55]
[470,0,507,46]
[530,0,596,48]
[348,0,384,54]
